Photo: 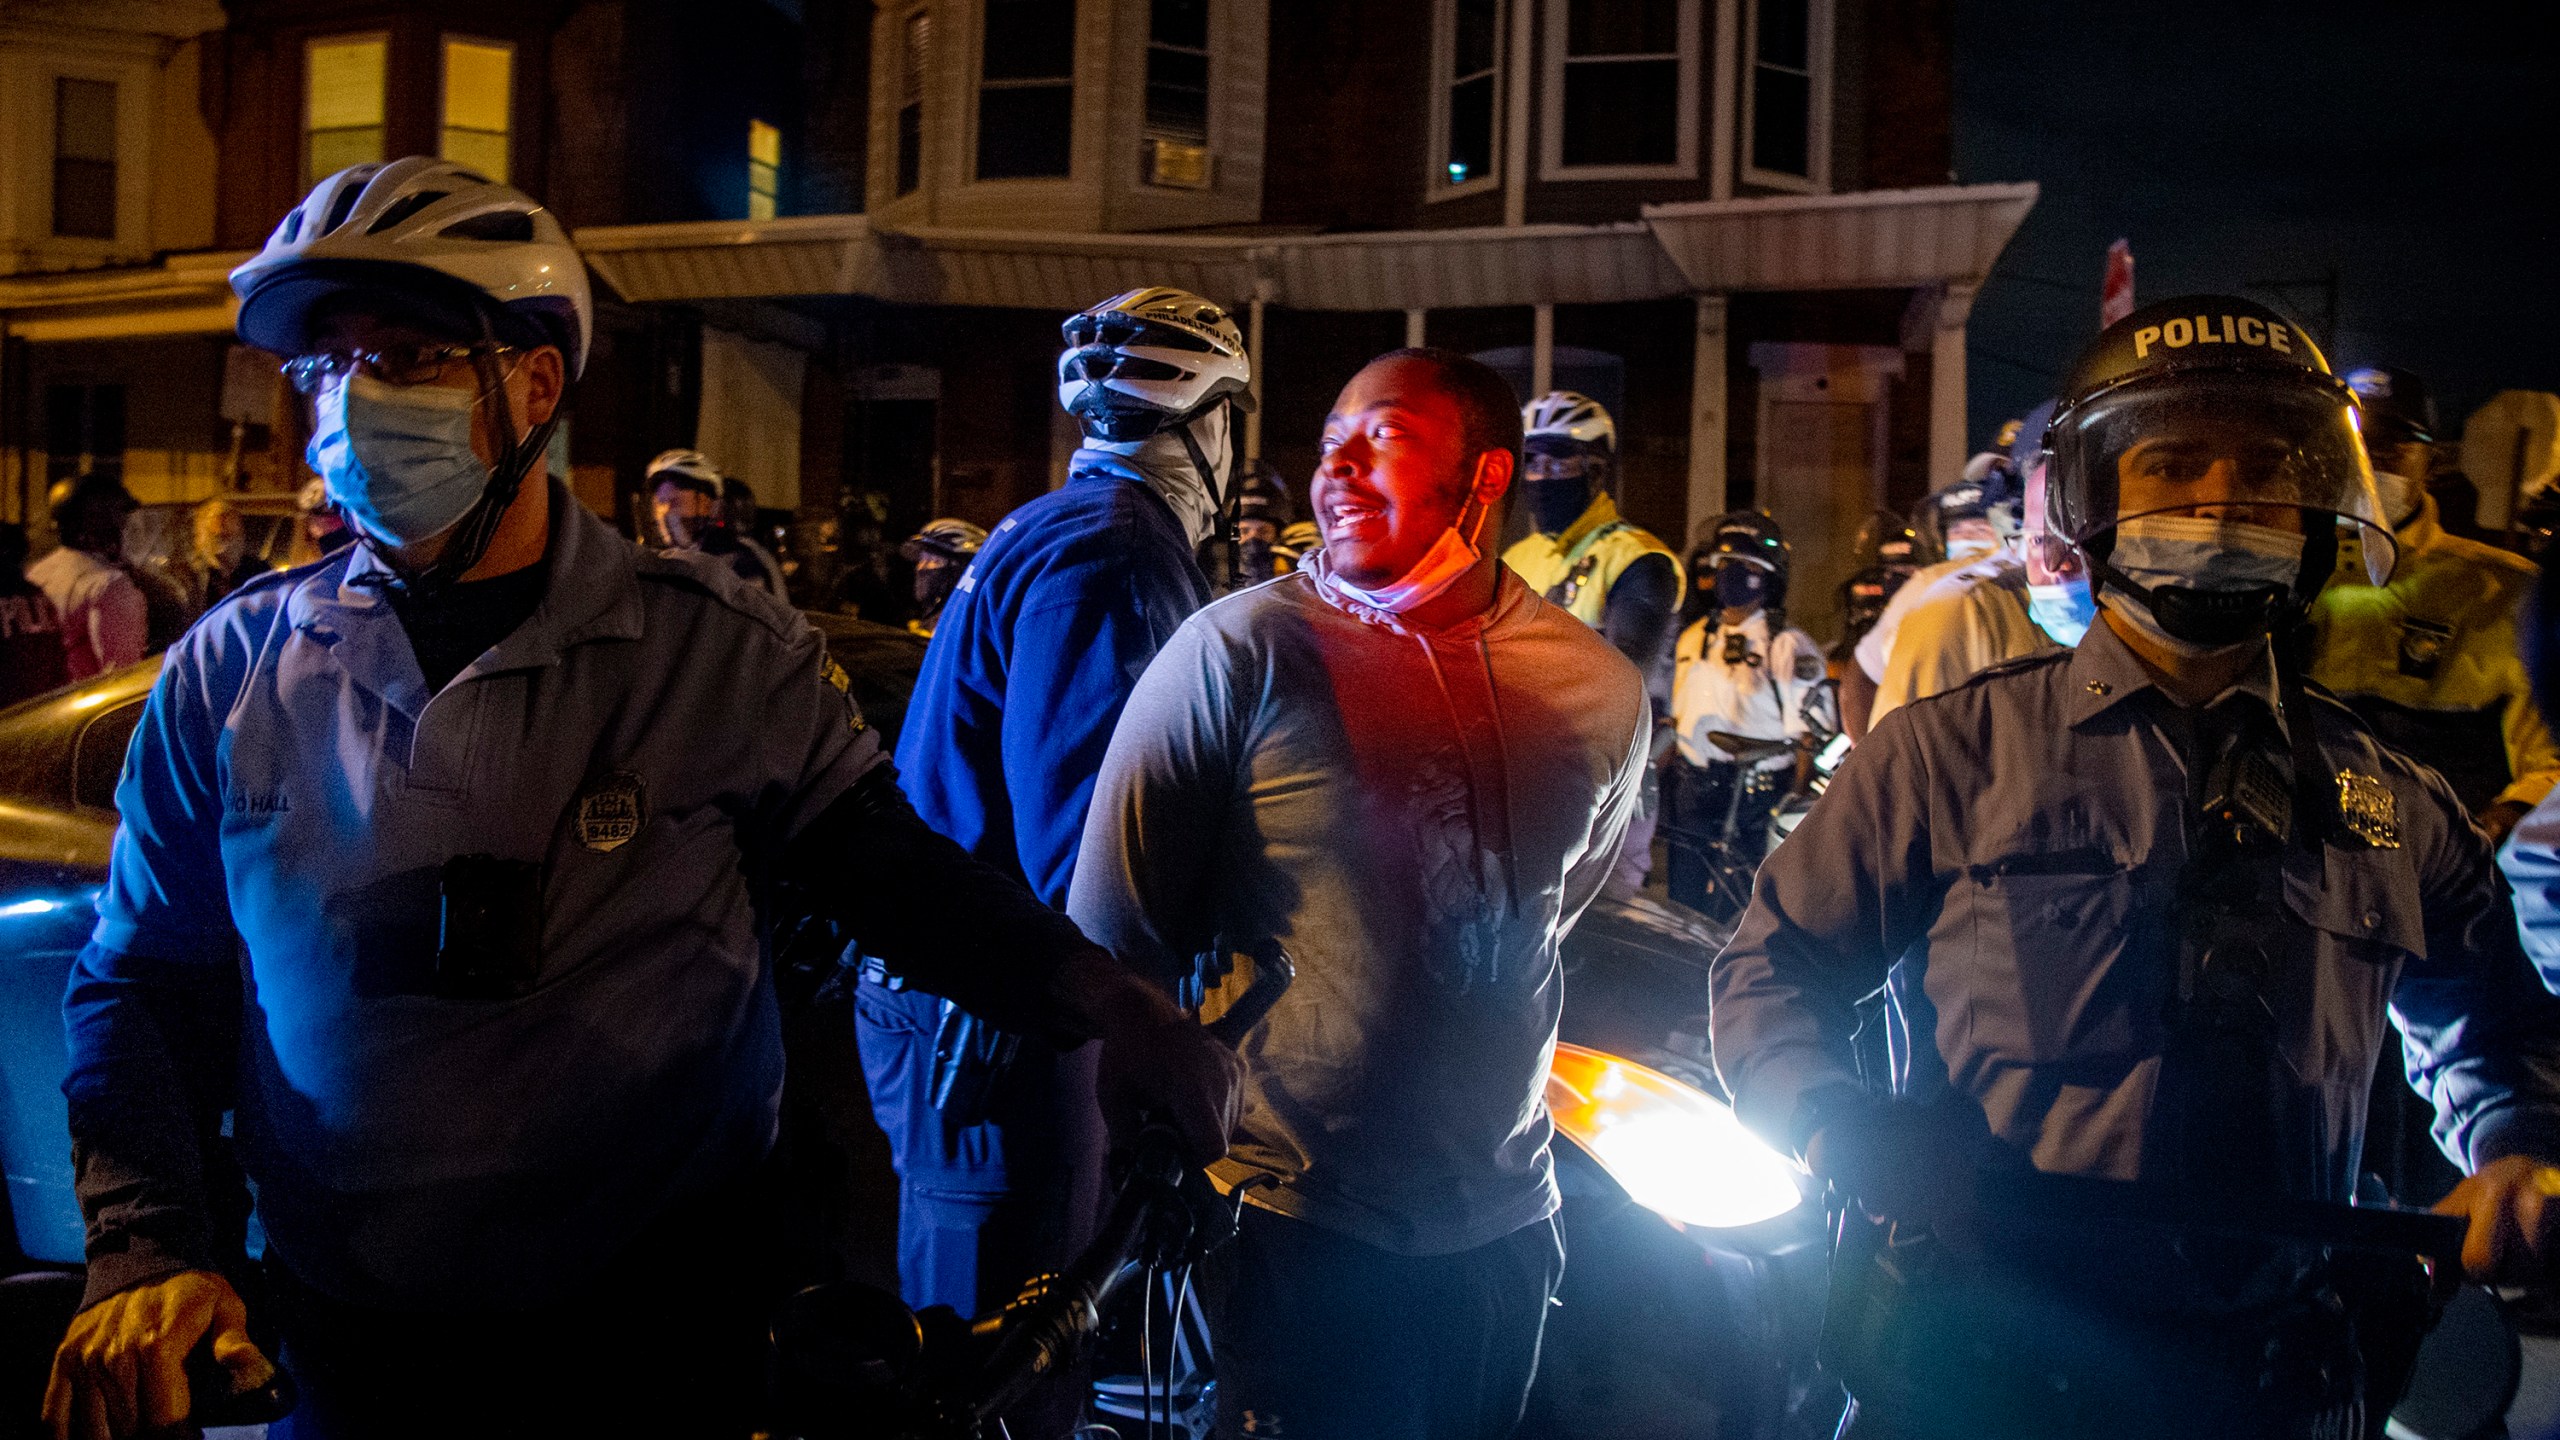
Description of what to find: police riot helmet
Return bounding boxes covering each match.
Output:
[1057,287,1252,443]
[2343,365,2436,446]
[1916,469,2024,553]
[2043,294,2393,618]
[1851,509,1921,573]
[1702,509,1790,615]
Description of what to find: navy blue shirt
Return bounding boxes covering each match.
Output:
[896,454,1210,909]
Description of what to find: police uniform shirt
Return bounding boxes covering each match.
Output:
[1868,552,2055,731]
[1711,615,2560,1198]
[1669,610,1822,770]
[90,482,884,1311]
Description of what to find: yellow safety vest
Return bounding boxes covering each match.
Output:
[2307,493,2557,812]
[1501,493,1683,628]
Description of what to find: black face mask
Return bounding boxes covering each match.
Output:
[1238,537,1277,583]
[1525,476,1593,537]
[914,564,960,620]
[1714,561,1770,613]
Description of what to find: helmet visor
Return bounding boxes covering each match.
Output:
[2048,370,2394,584]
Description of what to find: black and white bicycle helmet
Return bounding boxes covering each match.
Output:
[1056,287,1251,443]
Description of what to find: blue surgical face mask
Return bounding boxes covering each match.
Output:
[2108,514,2304,593]
[2027,578,2096,646]
[305,373,491,548]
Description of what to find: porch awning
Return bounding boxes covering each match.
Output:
[0,251,250,342]
[575,182,2039,314]
[1642,183,2040,293]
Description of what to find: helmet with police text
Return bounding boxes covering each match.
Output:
[2044,294,2392,642]
[2343,365,2436,446]
[1914,468,2023,562]
[1522,391,1616,455]
[1057,287,1252,442]
[901,517,987,565]
[231,157,591,376]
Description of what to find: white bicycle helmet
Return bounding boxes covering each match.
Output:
[645,448,726,495]
[1523,391,1616,452]
[1057,287,1252,442]
[230,157,591,376]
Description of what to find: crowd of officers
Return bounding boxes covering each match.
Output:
[24,152,2560,1440]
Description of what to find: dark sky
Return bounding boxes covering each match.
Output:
[1954,0,2559,452]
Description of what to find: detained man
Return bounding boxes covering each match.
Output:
[1072,349,1648,1439]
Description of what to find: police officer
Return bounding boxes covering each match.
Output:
[858,286,1248,1436]
[1843,466,2024,742]
[646,448,786,600]
[1867,404,2077,731]
[1504,392,1682,896]
[900,516,985,637]
[1712,296,2560,1440]
[1503,391,1683,669]
[1832,509,1922,668]
[43,161,1238,1440]
[2307,365,2554,848]
[1663,511,1821,920]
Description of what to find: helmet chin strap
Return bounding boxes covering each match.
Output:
[380,331,556,594]
[1171,397,1243,587]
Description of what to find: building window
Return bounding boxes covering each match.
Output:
[1429,0,1500,196]
[976,0,1075,181]
[1744,0,1830,190]
[748,119,782,220]
[306,34,389,186]
[45,385,126,487]
[896,10,929,195]
[1542,0,1699,179]
[1145,0,1209,143]
[440,37,514,182]
[52,78,117,240]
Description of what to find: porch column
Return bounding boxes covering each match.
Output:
[1404,308,1426,348]
[1688,294,1729,540]
[1530,302,1554,399]
[1929,281,1978,489]
[1244,291,1268,463]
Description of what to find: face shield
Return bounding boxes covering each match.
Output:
[2047,369,2395,586]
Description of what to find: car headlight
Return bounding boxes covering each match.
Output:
[1547,1042,1806,1230]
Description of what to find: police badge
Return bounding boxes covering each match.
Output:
[2335,770,2400,849]
[574,772,647,853]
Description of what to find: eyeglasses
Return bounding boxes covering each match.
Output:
[283,344,518,395]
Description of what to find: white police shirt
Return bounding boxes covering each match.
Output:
[1669,609,1822,770]
[92,483,884,1310]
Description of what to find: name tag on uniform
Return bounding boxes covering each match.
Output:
[574,772,647,853]
[2335,770,2400,849]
